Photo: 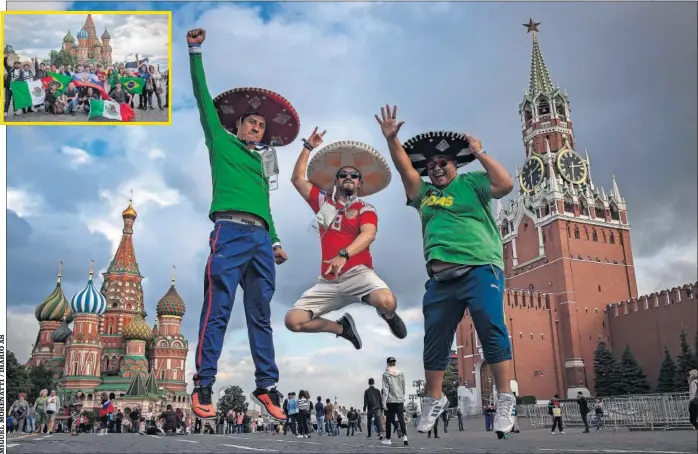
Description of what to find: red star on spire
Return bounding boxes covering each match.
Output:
[523,18,541,34]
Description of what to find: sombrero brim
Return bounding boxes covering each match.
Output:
[403,131,476,176]
[307,141,392,197]
[213,87,300,146]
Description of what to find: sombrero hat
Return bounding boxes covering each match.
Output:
[307,140,392,197]
[213,87,300,146]
[402,131,476,176]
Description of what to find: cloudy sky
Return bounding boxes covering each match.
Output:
[3,9,168,66]
[6,1,697,409]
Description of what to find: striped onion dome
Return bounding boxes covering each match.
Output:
[101,28,111,40]
[35,262,70,322]
[70,261,106,315]
[76,27,88,40]
[156,267,186,317]
[51,320,72,343]
[123,311,153,341]
[63,30,75,43]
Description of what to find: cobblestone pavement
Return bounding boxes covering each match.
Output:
[7,426,698,453]
[4,104,169,123]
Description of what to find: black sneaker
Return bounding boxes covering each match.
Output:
[378,310,407,339]
[337,313,362,349]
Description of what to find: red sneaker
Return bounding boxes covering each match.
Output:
[191,385,216,419]
[251,388,286,421]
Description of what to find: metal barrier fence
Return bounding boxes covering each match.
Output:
[519,393,692,431]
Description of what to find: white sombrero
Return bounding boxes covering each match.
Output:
[306,140,392,197]
[403,131,477,176]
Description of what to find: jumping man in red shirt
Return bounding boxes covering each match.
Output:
[285,128,407,348]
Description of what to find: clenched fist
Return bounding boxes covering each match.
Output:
[186,29,206,45]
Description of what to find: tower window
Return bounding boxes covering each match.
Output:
[602,231,607,243]
[574,225,580,239]
[595,202,605,219]
[609,232,615,244]
[564,199,575,214]
[555,97,566,117]
[598,285,602,292]
[610,205,620,221]
[537,98,551,116]
[592,230,598,242]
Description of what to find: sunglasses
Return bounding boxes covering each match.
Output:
[337,171,361,180]
[426,158,451,171]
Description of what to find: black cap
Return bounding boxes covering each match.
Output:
[387,357,396,363]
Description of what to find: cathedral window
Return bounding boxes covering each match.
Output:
[563,198,575,214]
[609,232,615,244]
[592,229,598,242]
[584,227,590,240]
[108,325,114,335]
[160,370,166,380]
[574,225,580,239]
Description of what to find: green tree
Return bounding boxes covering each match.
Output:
[442,362,459,408]
[593,341,622,396]
[27,363,59,402]
[675,330,696,391]
[49,50,59,67]
[7,351,31,404]
[656,347,677,393]
[618,344,650,395]
[217,385,248,415]
[55,48,76,68]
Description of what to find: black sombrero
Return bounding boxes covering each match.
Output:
[213,87,300,146]
[402,131,476,176]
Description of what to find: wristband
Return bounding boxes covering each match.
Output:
[188,44,202,54]
[272,242,282,250]
[301,139,314,151]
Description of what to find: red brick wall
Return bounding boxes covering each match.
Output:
[607,283,697,388]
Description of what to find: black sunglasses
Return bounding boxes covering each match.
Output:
[337,171,361,180]
[426,158,451,171]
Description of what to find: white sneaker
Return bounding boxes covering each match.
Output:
[381,439,392,445]
[493,392,516,434]
[417,395,449,433]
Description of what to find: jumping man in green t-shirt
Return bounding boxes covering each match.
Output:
[375,105,517,435]
[187,28,299,422]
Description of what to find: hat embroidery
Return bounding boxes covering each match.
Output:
[248,96,262,109]
[220,105,235,115]
[273,111,291,125]
[435,139,450,152]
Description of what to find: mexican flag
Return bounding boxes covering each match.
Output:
[42,72,72,94]
[118,77,145,94]
[88,99,136,122]
[10,79,46,110]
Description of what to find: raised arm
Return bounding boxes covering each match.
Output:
[375,105,423,202]
[466,134,514,199]
[291,127,326,200]
[186,29,225,148]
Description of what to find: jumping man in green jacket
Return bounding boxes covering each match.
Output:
[187,28,300,422]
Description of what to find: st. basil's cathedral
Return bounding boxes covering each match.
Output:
[60,14,113,66]
[28,200,191,413]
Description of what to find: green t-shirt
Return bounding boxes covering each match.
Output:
[189,51,279,244]
[407,171,503,271]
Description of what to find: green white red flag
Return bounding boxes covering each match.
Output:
[10,79,46,110]
[88,99,136,122]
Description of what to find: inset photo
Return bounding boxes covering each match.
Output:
[2,11,171,125]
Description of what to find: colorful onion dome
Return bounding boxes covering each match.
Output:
[123,311,153,341]
[70,261,106,315]
[101,28,110,40]
[76,27,88,40]
[93,38,103,48]
[51,320,72,343]
[122,194,137,219]
[35,261,70,322]
[63,30,75,43]
[156,267,186,317]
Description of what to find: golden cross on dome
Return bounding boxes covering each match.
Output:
[523,18,541,34]
[89,259,95,278]
[171,265,176,286]
[129,188,133,203]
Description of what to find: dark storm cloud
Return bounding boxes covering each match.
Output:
[7,209,113,308]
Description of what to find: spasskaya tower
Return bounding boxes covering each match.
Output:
[456,19,638,401]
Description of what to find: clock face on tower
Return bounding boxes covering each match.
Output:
[520,156,544,193]
[556,149,588,184]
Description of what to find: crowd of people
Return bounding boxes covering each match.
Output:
[3,56,168,117]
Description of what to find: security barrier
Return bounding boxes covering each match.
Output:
[519,393,693,431]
